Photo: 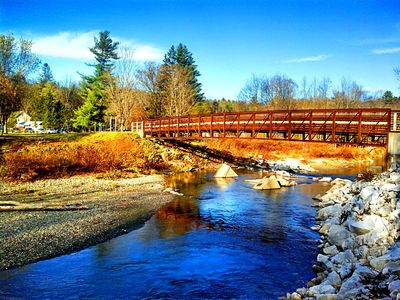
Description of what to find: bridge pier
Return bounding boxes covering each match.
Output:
[388,132,400,155]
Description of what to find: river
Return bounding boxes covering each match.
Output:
[0,170,349,299]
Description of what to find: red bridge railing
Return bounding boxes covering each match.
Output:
[141,108,395,146]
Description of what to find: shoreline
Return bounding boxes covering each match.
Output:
[285,162,400,299]
[0,156,384,272]
[0,175,174,271]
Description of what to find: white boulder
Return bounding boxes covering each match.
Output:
[214,164,238,178]
[253,175,281,190]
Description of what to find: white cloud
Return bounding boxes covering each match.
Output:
[119,39,164,61]
[372,47,400,55]
[283,54,331,64]
[32,31,96,60]
[31,31,164,61]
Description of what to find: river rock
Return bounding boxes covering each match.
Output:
[214,164,238,178]
[338,263,354,280]
[347,215,387,235]
[353,263,378,279]
[275,170,292,178]
[253,175,281,190]
[370,255,391,272]
[353,245,369,259]
[327,225,352,247]
[337,273,364,299]
[309,283,336,296]
[359,185,379,202]
[313,177,333,183]
[389,280,400,293]
[331,250,356,265]
[283,166,400,299]
[327,271,342,289]
[317,204,343,220]
[315,294,337,300]
[289,292,302,300]
[277,177,297,187]
[271,158,316,173]
[323,245,339,256]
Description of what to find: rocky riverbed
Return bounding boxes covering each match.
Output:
[285,162,400,299]
[0,175,173,271]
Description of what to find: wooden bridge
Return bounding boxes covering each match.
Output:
[136,109,400,148]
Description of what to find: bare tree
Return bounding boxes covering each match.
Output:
[318,77,332,99]
[263,74,298,109]
[136,62,164,118]
[238,75,267,104]
[160,64,196,116]
[299,77,311,99]
[332,78,365,108]
[107,48,144,129]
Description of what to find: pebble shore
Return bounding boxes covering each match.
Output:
[0,175,173,271]
[285,162,400,299]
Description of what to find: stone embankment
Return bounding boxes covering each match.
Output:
[286,163,400,299]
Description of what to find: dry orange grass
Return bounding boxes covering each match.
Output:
[1,133,167,181]
[200,139,385,161]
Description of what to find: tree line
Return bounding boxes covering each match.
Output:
[0,31,204,133]
[0,31,399,134]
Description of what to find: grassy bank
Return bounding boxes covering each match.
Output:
[0,133,386,182]
[198,138,386,161]
[0,133,187,182]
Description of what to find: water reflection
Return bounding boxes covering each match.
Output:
[155,198,201,238]
[0,170,331,299]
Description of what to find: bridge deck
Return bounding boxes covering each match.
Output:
[140,109,399,147]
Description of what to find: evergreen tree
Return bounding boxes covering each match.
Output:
[89,31,119,76]
[163,43,203,101]
[74,89,105,129]
[39,83,64,128]
[74,31,119,130]
[39,63,54,84]
[383,90,394,105]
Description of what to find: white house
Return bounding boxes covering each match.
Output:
[15,112,43,131]
[15,111,31,124]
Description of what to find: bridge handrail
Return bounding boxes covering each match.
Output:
[137,108,395,146]
[143,108,392,122]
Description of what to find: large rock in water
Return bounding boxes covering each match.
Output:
[214,164,238,178]
[253,175,281,190]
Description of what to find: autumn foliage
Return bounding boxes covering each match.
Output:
[0,133,167,181]
[200,139,385,161]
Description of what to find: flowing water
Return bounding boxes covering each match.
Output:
[0,170,349,299]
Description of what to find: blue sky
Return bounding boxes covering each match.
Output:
[1,0,400,99]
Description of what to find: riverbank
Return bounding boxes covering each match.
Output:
[0,175,173,271]
[285,162,400,299]
[0,133,389,272]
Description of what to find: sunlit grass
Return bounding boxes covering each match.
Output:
[199,139,385,161]
[0,132,167,182]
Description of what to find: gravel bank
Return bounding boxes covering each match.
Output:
[0,175,173,271]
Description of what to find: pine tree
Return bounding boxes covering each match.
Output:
[74,31,119,130]
[89,31,119,76]
[40,83,64,128]
[163,43,203,101]
[39,63,54,84]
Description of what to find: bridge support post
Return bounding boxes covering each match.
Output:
[389,132,400,155]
